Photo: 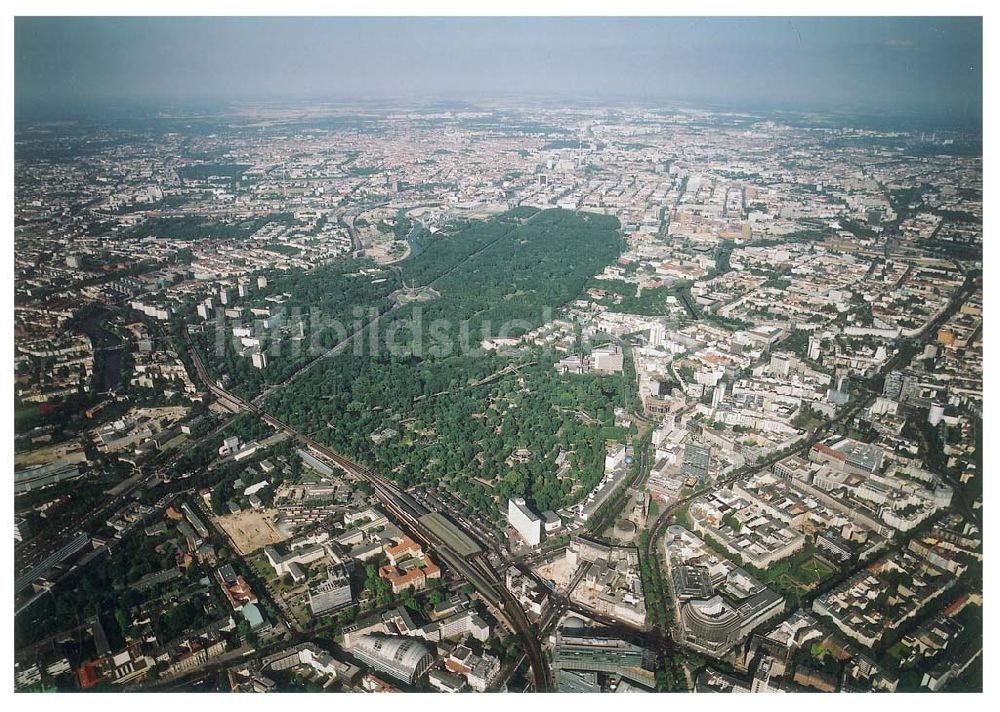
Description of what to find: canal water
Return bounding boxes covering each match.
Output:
[405,221,424,260]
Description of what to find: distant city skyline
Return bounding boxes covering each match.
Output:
[15,16,983,127]
[12,14,985,695]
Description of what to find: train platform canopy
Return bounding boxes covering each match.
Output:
[418,512,481,558]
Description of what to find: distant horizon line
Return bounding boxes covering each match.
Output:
[14,95,984,134]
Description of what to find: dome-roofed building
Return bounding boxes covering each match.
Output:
[562,615,587,632]
[351,634,435,684]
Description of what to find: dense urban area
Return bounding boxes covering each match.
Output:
[13,104,982,693]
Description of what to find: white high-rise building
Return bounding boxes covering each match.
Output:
[808,337,821,361]
[649,322,667,348]
[770,353,792,378]
[652,415,676,447]
[507,497,542,547]
[605,443,628,471]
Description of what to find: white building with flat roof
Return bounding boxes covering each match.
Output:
[592,343,624,373]
[508,497,542,547]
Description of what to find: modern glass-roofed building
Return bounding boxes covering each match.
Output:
[682,442,711,483]
[551,618,651,685]
[549,617,659,688]
[351,634,435,684]
[552,633,646,673]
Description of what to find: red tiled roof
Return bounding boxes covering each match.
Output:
[77,660,105,690]
[384,536,421,560]
[812,443,846,461]
[943,594,969,617]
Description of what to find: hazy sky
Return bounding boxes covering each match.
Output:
[15,17,983,122]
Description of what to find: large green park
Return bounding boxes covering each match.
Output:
[259,208,631,523]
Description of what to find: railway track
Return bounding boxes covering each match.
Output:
[181,326,553,691]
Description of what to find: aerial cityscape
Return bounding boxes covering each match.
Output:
[11,14,985,696]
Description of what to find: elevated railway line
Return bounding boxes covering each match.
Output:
[182,326,553,691]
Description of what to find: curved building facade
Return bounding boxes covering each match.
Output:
[352,634,434,684]
[680,596,741,652]
[680,589,785,655]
